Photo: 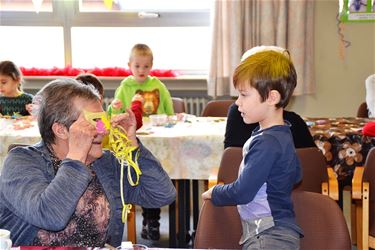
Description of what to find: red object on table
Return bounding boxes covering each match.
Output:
[362,122,375,136]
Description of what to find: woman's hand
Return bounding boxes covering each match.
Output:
[202,186,214,200]
[66,114,98,164]
[111,108,138,147]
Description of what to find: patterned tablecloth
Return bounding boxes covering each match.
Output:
[0,117,226,180]
[306,117,375,184]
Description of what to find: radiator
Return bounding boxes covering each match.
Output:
[183,97,208,116]
[102,97,208,116]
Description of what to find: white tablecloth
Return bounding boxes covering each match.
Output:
[0,117,226,179]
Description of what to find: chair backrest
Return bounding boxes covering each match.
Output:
[172,97,186,113]
[364,147,375,237]
[194,199,241,249]
[357,102,369,118]
[201,99,235,117]
[292,190,352,250]
[217,147,243,184]
[217,147,329,193]
[294,147,328,193]
[194,190,351,250]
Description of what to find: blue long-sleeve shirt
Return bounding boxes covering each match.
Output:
[0,141,176,247]
[212,124,302,237]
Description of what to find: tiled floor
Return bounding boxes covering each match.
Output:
[134,205,171,248]
[128,181,207,249]
[123,205,193,248]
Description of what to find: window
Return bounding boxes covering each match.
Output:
[71,27,210,72]
[79,0,211,12]
[0,0,52,12]
[0,0,211,75]
[0,26,64,68]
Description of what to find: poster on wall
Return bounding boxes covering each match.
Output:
[339,0,375,22]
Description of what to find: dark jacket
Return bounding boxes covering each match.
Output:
[224,103,316,149]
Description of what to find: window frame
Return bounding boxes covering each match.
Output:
[0,0,210,74]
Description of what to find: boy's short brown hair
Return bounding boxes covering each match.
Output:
[233,50,297,108]
[129,43,153,62]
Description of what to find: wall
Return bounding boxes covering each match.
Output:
[23,1,374,118]
[289,0,375,117]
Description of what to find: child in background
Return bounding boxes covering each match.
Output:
[109,44,174,241]
[109,43,174,117]
[202,50,303,249]
[0,60,33,116]
[76,73,143,130]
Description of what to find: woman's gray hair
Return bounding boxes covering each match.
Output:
[33,77,100,146]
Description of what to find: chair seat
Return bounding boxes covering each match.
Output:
[292,191,351,250]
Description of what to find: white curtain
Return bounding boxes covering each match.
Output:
[208,0,315,97]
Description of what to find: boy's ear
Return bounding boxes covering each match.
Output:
[52,122,69,140]
[267,90,281,106]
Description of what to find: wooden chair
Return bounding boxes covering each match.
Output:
[357,102,368,118]
[194,190,351,250]
[208,147,242,188]
[209,147,338,201]
[293,190,352,250]
[357,102,369,118]
[201,99,235,117]
[352,147,375,250]
[172,97,186,113]
[193,199,241,249]
[294,147,339,201]
[7,143,138,243]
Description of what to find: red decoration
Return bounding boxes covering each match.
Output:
[20,66,180,77]
[362,122,375,137]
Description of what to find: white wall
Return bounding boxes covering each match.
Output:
[289,0,375,117]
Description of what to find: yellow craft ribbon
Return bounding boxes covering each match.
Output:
[83,110,142,223]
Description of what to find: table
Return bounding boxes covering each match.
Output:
[0,117,40,172]
[136,117,225,247]
[306,117,375,185]
[136,117,225,180]
[0,116,226,248]
[0,117,225,180]
[17,247,206,250]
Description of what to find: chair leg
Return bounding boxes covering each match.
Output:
[356,200,363,250]
[362,183,369,250]
[342,186,352,241]
[352,202,357,244]
[127,205,137,243]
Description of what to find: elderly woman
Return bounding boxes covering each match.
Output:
[0,78,176,247]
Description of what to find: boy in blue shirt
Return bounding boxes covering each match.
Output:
[202,49,303,249]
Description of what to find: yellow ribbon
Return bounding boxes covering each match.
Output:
[83,110,142,223]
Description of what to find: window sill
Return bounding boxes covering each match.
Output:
[23,75,208,92]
